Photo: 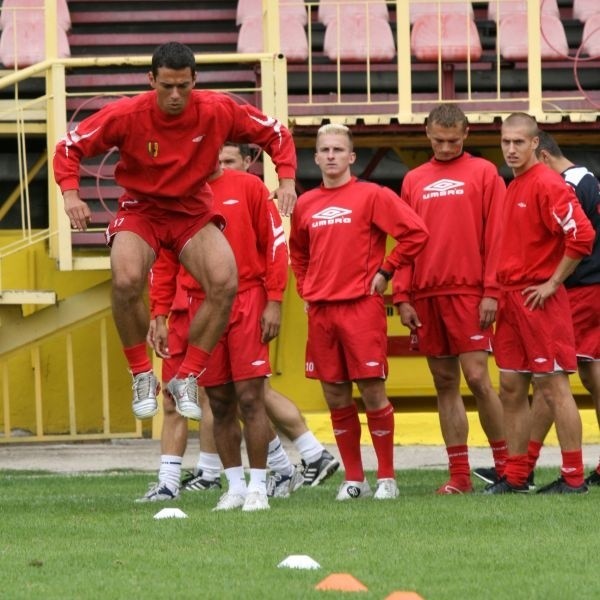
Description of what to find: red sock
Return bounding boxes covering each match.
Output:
[176,345,210,379]
[446,445,471,488]
[366,403,395,479]
[560,449,584,487]
[489,438,508,478]
[123,343,152,375]
[527,439,543,475]
[330,404,364,481]
[596,461,600,475]
[503,454,529,486]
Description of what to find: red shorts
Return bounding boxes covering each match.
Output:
[494,287,577,373]
[412,295,493,357]
[105,194,225,256]
[193,286,271,387]
[305,295,388,383]
[568,284,600,360]
[161,308,189,383]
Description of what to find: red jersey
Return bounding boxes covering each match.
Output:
[53,90,297,216]
[150,169,288,310]
[392,152,505,303]
[289,177,428,303]
[497,163,595,287]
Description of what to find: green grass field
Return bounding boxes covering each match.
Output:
[1,468,598,600]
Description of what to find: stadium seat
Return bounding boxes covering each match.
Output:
[410,13,482,62]
[487,0,560,22]
[409,1,474,25]
[0,0,71,31]
[318,0,389,26]
[323,13,395,62]
[573,0,600,23]
[237,14,309,63]
[498,13,569,60]
[0,17,70,67]
[235,0,308,26]
[580,13,600,57]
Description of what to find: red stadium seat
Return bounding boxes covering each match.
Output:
[318,0,389,26]
[237,14,309,63]
[323,13,395,62]
[0,0,71,31]
[573,0,600,23]
[410,13,482,62]
[235,0,308,26]
[580,13,600,58]
[409,1,474,25]
[487,0,559,22]
[0,13,70,67]
[498,13,569,60]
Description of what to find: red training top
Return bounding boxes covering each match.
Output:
[289,177,429,303]
[497,162,595,288]
[392,152,505,304]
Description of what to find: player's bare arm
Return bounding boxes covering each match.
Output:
[479,297,498,329]
[397,302,422,330]
[260,300,282,343]
[272,178,297,217]
[63,189,92,231]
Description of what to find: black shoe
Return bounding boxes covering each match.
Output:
[584,469,600,486]
[181,470,222,491]
[301,450,340,487]
[483,476,530,494]
[536,477,588,495]
[526,470,536,491]
[473,467,499,486]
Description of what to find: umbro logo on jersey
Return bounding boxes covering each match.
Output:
[251,360,267,366]
[517,201,527,208]
[422,178,465,199]
[192,135,205,143]
[311,206,352,228]
[534,357,549,363]
[223,199,239,205]
[365,361,380,367]
[470,334,484,341]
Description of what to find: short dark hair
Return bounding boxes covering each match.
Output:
[222,141,255,160]
[151,42,196,78]
[502,112,539,138]
[535,130,564,159]
[426,104,469,130]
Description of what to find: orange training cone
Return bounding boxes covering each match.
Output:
[385,592,425,599]
[315,573,368,592]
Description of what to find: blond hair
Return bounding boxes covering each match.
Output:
[316,123,353,150]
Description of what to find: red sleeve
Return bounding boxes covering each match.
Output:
[262,199,289,301]
[289,202,310,299]
[229,102,297,182]
[149,248,179,318]
[373,186,429,276]
[481,172,505,299]
[546,184,595,259]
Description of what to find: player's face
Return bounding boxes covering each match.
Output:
[426,122,468,161]
[314,133,356,179]
[149,66,195,115]
[219,146,251,172]
[501,124,539,175]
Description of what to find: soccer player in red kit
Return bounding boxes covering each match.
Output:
[525,131,600,488]
[393,104,508,494]
[485,113,595,494]
[52,42,296,423]
[289,124,429,501]
[147,163,290,511]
